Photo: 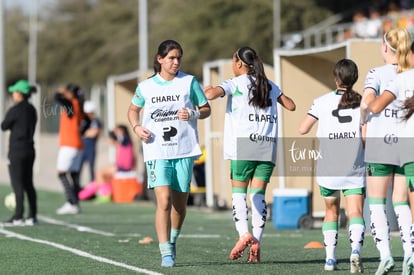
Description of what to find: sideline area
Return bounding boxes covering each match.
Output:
[0,133,110,192]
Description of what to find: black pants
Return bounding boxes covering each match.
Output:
[8,150,37,220]
[59,172,80,205]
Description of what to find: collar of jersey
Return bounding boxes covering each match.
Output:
[334,89,346,95]
[153,73,175,86]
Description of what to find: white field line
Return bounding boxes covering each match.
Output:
[38,215,115,236]
[180,234,220,238]
[0,228,164,275]
[39,215,221,239]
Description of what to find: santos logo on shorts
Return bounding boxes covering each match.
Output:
[163,126,177,141]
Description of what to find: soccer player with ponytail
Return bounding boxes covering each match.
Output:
[362,27,413,275]
[299,59,366,273]
[205,46,295,263]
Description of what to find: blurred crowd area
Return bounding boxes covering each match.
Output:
[338,0,414,41]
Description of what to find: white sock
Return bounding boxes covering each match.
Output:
[323,222,338,261]
[232,193,249,236]
[348,219,365,254]
[411,224,414,253]
[370,203,391,260]
[250,193,266,242]
[394,203,412,258]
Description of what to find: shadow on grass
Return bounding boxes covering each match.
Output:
[176,256,404,268]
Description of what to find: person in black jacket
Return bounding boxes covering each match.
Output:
[1,79,38,226]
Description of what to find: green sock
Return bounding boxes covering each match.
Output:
[170,228,180,244]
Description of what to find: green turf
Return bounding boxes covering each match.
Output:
[0,184,408,274]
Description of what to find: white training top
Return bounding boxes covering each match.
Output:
[219,74,281,164]
[384,69,414,166]
[131,72,208,162]
[307,90,365,190]
[364,64,400,165]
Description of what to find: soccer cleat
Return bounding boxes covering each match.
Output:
[374,256,394,275]
[402,255,413,275]
[247,239,260,263]
[324,259,338,271]
[229,232,254,260]
[56,202,80,215]
[161,255,175,267]
[350,250,363,273]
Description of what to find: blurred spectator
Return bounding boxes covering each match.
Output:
[78,124,135,202]
[366,8,383,37]
[55,83,84,215]
[352,10,369,38]
[79,100,102,183]
[1,80,38,226]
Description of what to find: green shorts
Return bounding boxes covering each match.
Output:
[366,163,404,176]
[404,162,414,191]
[145,157,195,192]
[319,186,365,198]
[230,160,275,182]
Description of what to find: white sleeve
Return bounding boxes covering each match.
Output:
[307,100,319,120]
[383,78,398,98]
[219,79,236,96]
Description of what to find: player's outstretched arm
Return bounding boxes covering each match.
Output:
[278,94,296,111]
[204,85,225,100]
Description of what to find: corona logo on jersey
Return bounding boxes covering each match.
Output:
[162,126,177,141]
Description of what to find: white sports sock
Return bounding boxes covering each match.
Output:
[394,204,412,258]
[323,229,338,261]
[349,223,364,253]
[411,224,414,253]
[232,193,249,236]
[370,203,391,260]
[250,193,266,242]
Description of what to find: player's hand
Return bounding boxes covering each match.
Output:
[134,126,152,143]
[178,107,200,121]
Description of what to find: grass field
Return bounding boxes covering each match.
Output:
[0,184,408,275]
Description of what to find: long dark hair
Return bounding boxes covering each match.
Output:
[152,40,183,75]
[333,59,361,108]
[235,47,271,109]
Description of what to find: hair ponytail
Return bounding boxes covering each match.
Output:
[338,89,361,109]
[385,28,412,73]
[402,97,414,120]
[236,47,271,109]
[333,59,361,108]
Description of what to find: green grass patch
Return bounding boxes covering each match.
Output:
[0,184,407,274]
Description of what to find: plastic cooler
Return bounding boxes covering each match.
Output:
[272,188,310,230]
[111,171,142,203]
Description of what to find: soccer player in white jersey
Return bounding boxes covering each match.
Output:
[361,28,413,275]
[127,40,211,267]
[204,47,296,263]
[299,59,366,273]
[367,39,414,275]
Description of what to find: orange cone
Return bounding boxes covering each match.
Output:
[304,241,324,249]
